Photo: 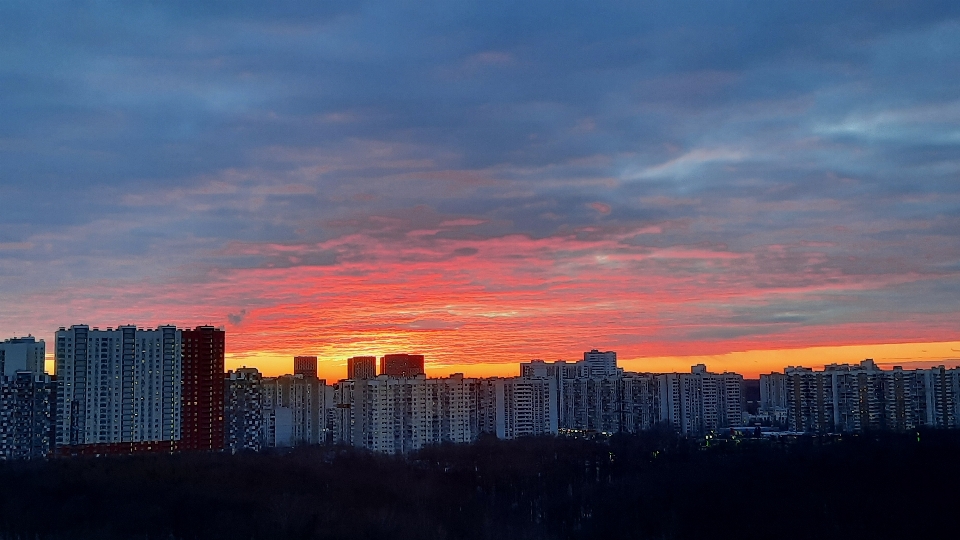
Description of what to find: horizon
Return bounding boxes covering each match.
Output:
[23,324,960,380]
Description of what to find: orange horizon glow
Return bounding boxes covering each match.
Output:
[204,339,960,381]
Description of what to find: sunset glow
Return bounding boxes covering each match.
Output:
[5,2,960,380]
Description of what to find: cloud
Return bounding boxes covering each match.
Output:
[587,202,611,215]
[1,1,960,370]
[228,309,248,326]
[622,148,748,181]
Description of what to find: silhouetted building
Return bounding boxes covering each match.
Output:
[347,356,377,379]
[294,356,318,379]
[380,354,425,378]
[225,367,262,453]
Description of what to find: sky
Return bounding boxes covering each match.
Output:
[2,1,960,380]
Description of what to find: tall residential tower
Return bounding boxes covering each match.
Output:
[54,325,224,454]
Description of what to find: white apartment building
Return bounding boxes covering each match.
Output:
[261,374,323,447]
[520,350,620,381]
[656,365,743,436]
[519,350,621,431]
[334,374,481,454]
[479,377,559,440]
[758,372,789,424]
[559,375,621,433]
[582,349,619,378]
[621,372,658,433]
[784,360,960,433]
[55,325,181,447]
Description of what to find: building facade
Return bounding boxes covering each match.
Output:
[54,324,224,454]
[225,367,263,453]
[347,356,377,380]
[261,374,324,447]
[478,377,559,440]
[294,356,318,379]
[582,349,619,378]
[380,354,425,378]
[784,360,960,433]
[334,374,481,454]
[656,365,743,436]
[1,336,45,378]
[0,371,55,460]
[621,372,658,433]
[559,375,621,433]
[180,326,225,451]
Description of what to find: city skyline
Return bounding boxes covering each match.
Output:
[6,325,960,462]
[3,3,960,381]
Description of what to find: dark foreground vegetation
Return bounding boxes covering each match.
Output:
[1,430,957,540]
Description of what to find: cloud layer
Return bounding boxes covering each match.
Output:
[2,1,959,376]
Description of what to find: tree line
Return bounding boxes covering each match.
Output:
[0,429,958,539]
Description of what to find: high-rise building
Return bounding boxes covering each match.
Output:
[294,356,318,379]
[478,377,558,440]
[784,360,960,433]
[759,372,788,425]
[520,352,622,433]
[655,365,743,436]
[54,325,225,454]
[621,372,657,433]
[331,380,356,447]
[320,382,337,444]
[0,371,55,460]
[582,349,619,378]
[55,325,181,451]
[521,359,582,379]
[180,326,225,451]
[560,375,621,434]
[224,367,262,453]
[347,356,377,380]
[380,354,425,378]
[912,365,960,429]
[1,336,45,378]
[334,374,480,454]
[261,374,324,447]
[0,335,53,461]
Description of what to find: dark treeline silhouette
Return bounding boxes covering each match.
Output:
[1,429,957,539]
